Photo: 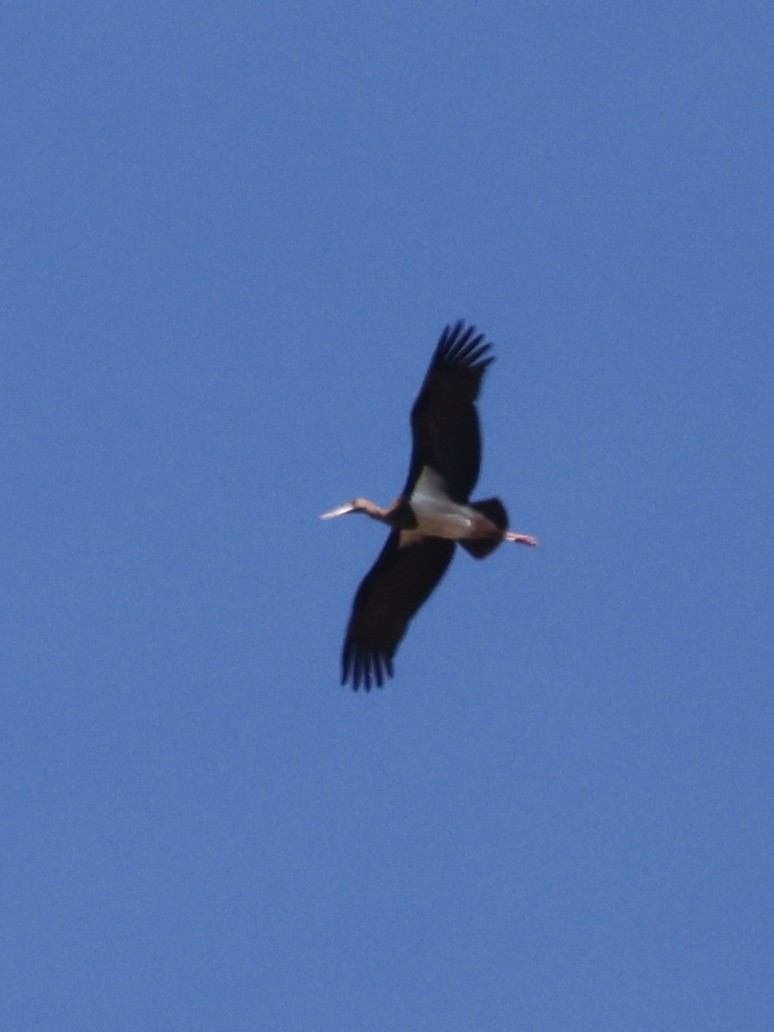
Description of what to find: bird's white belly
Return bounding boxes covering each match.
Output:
[411,498,477,539]
[403,466,490,542]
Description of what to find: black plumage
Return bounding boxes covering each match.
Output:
[323,320,536,691]
[402,321,493,502]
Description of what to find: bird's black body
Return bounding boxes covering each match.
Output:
[326,320,535,691]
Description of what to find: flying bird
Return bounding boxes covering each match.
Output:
[322,320,537,690]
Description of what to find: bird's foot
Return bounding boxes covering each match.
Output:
[505,531,538,547]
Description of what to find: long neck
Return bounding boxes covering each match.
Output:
[356,496,417,530]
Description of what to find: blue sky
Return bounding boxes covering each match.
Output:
[3,3,772,1029]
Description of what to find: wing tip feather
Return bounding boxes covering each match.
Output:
[341,640,395,692]
[435,319,494,373]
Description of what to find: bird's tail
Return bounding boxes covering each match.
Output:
[460,498,509,559]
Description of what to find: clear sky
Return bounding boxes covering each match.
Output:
[3,3,772,1030]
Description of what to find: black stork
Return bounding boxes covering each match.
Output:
[322,320,537,691]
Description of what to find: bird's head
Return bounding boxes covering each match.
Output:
[320,498,386,522]
[320,500,360,520]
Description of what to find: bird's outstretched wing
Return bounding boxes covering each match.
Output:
[341,532,455,691]
[403,321,494,503]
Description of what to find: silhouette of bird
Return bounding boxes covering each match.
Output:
[322,320,537,690]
